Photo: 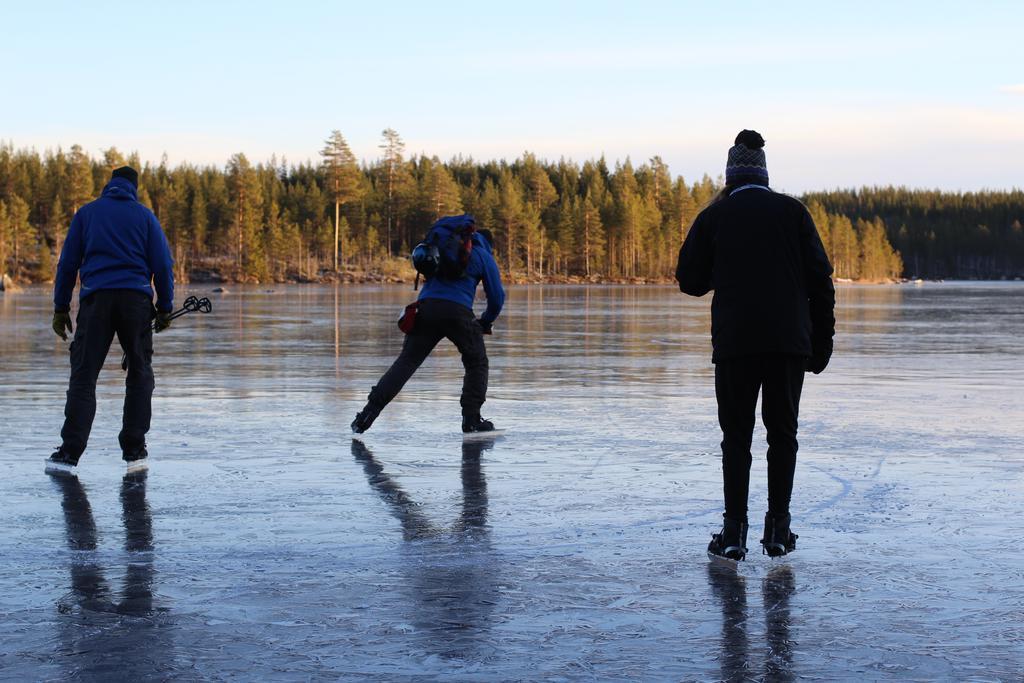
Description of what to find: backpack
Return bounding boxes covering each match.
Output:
[411,214,476,288]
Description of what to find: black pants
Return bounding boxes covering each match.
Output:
[715,354,805,522]
[61,290,155,460]
[366,298,488,417]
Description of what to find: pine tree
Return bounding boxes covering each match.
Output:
[48,195,65,267]
[103,147,127,170]
[830,214,859,279]
[418,156,463,222]
[807,200,831,257]
[553,196,577,276]
[227,153,266,280]
[857,217,903,281]
[579,196,605,278]
[0,200,8,276]
[320,131,362,271]
[187,174,208,262]
[67,144,94,214]
[35,235,53,281]
[7,195,31,278]
[378,128,406,256]
[495,169,526,273]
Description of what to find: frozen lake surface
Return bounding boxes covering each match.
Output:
[2,282,1023,680]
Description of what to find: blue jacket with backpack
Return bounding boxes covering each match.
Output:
[54,177,174,313]
[418,216,505,324]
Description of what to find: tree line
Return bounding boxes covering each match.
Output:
[1,133,1019,285]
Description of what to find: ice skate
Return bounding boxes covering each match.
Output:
[44,449,78,475]
[707,517,748,569]
[123,446,149,473]
[760,512,798,558]
[351,405,381,435]
[462,415,503,440]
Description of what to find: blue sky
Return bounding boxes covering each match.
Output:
[2,1,1021,192]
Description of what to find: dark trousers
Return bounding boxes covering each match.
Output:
[715,354,805,521]
[367,298,488,417]
[61,290,155,460]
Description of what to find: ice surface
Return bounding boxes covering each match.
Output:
[2,283,1023,679]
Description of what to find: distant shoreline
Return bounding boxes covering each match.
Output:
[7,274,1020,296]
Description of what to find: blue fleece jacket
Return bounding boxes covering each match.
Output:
[419,232,505,324]
[54,177,174,312]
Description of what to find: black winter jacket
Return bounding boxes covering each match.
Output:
[675,187,835,363]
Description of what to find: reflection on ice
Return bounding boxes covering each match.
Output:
[707,563,796,682]
[707,563,749,681]
[50,471,170,679]
[354,439,501,661]
[762,565,796,682]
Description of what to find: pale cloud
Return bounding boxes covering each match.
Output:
[999,84,1024,95]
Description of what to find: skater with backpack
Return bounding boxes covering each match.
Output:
[352,214,505,435]
[676,130,835,565]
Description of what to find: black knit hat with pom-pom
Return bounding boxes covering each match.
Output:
[725,130,768,186]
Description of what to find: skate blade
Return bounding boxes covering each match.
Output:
[45,461,77,475]
[462,429,505,441]
[125,460,149,473]
[707,550,741,571]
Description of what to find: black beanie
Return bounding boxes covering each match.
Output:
[112,166,139,188]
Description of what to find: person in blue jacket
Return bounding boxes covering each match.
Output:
[46,166,175,474]
[352,215,505,435]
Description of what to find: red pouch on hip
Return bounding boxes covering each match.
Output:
[397,302,419,334]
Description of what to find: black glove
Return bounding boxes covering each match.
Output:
[806,342,832,374]
[476,319,493,335]
[52,310,73,340]
[154,310,172,333]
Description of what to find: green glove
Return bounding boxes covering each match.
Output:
[154,311,172,333]
[52,311,73,340]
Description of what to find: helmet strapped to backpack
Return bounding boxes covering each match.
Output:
[410,214,477,288]
[411,243,441,278]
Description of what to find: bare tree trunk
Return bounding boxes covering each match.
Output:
[236,191,244,277]
[333,199,340,272]
[584,209,591,278]
[386,162,394,257]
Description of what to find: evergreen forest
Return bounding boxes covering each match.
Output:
[1,132,1021,285]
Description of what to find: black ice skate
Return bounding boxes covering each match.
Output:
[351,405,381,435]
[760,512,798,558]
[462,415,495,433]
[462,415,502,440]
[708,517,748,568]
[45,449,79,475]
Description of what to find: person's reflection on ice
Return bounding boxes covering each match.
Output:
[50,471,169,678]
[707,564,749,681]
[706,563,797,682]
[352,438,500,661]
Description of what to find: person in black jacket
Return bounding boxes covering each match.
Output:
[676,130,835,563]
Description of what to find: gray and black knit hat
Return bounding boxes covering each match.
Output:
[725,130,768,186]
